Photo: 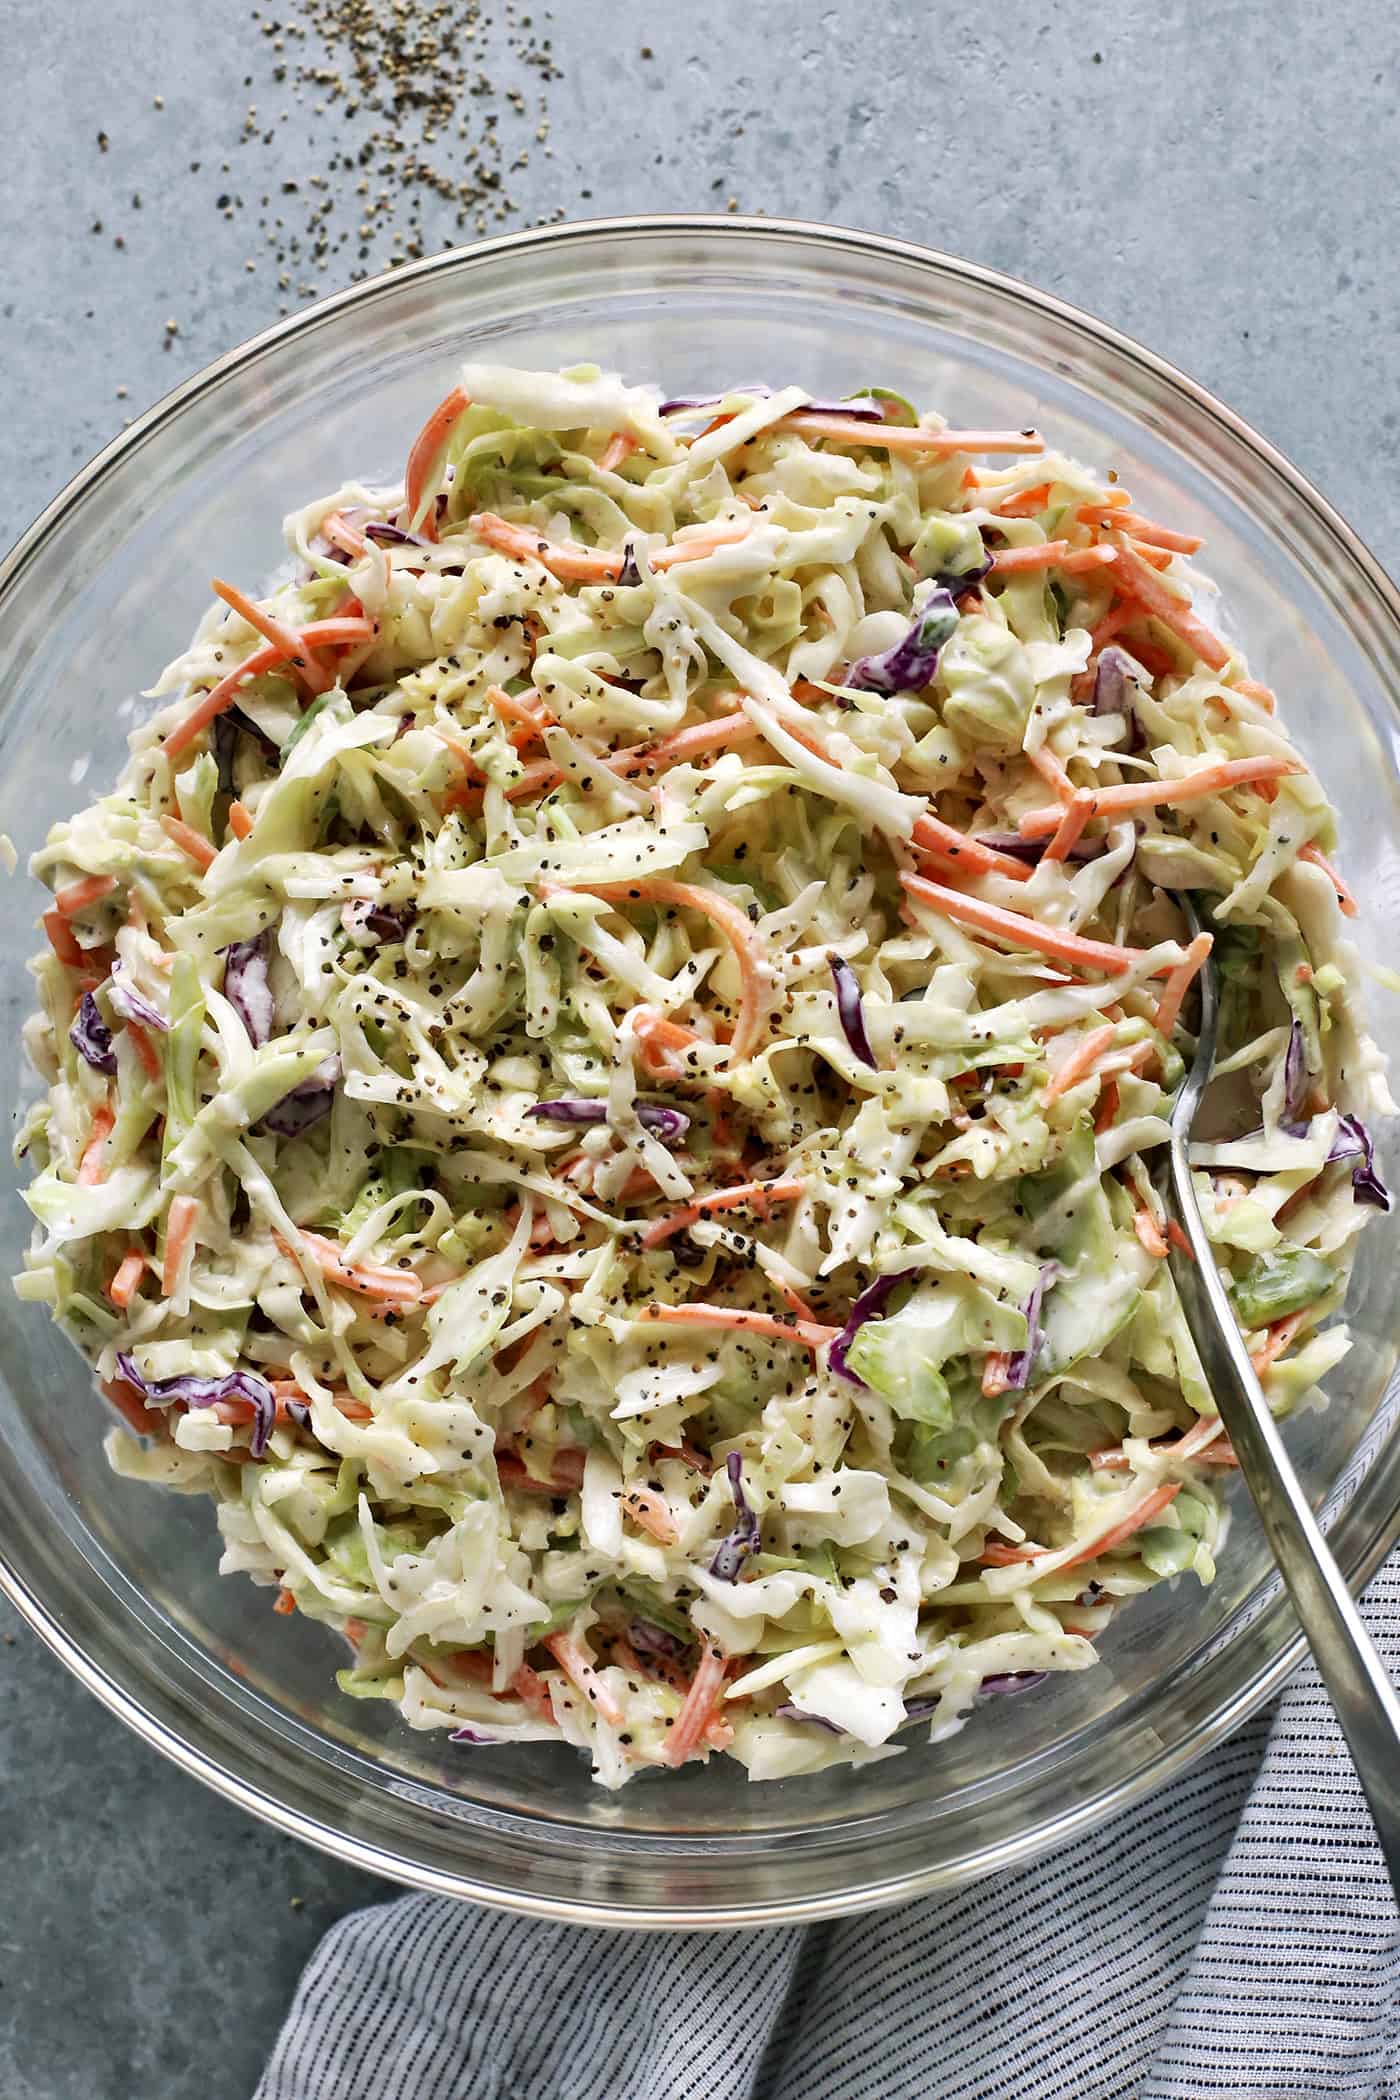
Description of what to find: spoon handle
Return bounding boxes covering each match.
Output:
[1167,1134,1400,1896]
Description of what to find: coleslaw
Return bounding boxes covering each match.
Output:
[15,364,1391,1787]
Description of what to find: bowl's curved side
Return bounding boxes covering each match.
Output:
[2,217,1399,1924]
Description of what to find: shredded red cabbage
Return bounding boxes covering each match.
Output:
[1004,1262,1059,1391]
[256,1055,341,1137]
[527,1099,691,1140]
[69,990,117,1074]
[449,1725,503,1745]
[114,1352,276,1457]
[974,830,1103,868]
[775,1703,845,1734]
[211,703,280,794]
[617,545,643,588]
[108,962,169,1033]
[1328,1114,1392,1210]
[628,1619,688,1660]
[829,955,876,1068]
[344,898,415,946]
[658,386,886,421]
[829,1269,916,1386]
[845,587,959,695]
[1283,1018,1309,1125]
[365,520,431,549]
[709,1451,761,1581]
[979,1671,1048,1696]
[223,933,275,1047]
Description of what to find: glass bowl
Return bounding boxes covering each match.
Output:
[2,217,1399,1928]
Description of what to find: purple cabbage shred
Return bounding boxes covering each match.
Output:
[114,1352,276,1457]
[1003,1262,1059,1392]
[365,520,430,549]
[223,933,275,1047]
[108,962,169,1032]
[211,704,279,794]
[775,1703,846,1734]
[527,1099,691,1141]
[1328,1113,1392,1211]
[846,587,959,695]
[628,1619,688,1660]
[1283,1019,1309,1126]
[973,830,1103,868]
[829,955,877,1068]
[69,991,117,1075]
[709,1451,761,1581]
[979,1671,1049,1696]
[256,1056,341,1138]
[449,1726,502,1746]
[829,1270,916,1386]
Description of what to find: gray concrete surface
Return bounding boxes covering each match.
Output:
[1,0,1397,2093]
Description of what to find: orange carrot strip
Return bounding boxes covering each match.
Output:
[900,870,1160,976]
[1093,1077,1120,1134]
[780,414,1045,456]
[663,1642,730,1766]
[597,433,638,474]
[650,521,753,570]
[54,874,117,917]
[1076,505,1204,554]
[160,815,217,871]
[636,1302,839,1353]
[470,509,624,583]
[403,384,470,539]
[612,714,762,777]
[1154,933,1214,1036]
[1230,677,1277,712]
[982,481,1053,517]
[911,812,1032,883]
[274,1587,297,1615]
[1015,755,1302,841]
[1044,788,1096,864]
[107,1249,147,1309]
[1250,1310,1307,1377]
[1298,842,1359,918]
[283,1228,423,1306]
[1110,543,1231,670]
[211,577,328,694]
[982,1352,1014,1398]
[1028,743,1074,801]
[1061,1482,1182,1569]
[78,1103,115,1186]
[623,1486,679,1546]
[1091,1419,1233,1471]
[322,511,368,558]
[543,1630,625,1728]
[557,877,767,1061]
[161,616,375,760]
[124,1021,163,1081]
[640,1177,803,1251]
[43,909,86,968]
[989,541,1115,575]
[1044,1023,1118,1105]
[979,1539,1043,1566]
[227,799,254,841]
[511,1661,557,1725]
[161,1194,200,1296]
[1133,1205,1170,1259]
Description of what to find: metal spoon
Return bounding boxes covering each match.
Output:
[1162,896,1400,1892]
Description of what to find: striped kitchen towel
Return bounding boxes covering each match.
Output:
[255,1560,1400,2100]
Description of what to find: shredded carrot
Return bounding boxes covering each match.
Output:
[161,1194,200,1296]
[1093,1077,1120,1134]
[989,540,1116,575]
[910,812,1032,884]
[663,1642,730,1766]
[274,1587,297,1616]
[211,577,328,693]
[640,1176,803,1251]
[470,509,624,583]
[1250,1310,1307,1377]
[1298,841,1359,917]
[227,800,254,841]
[1077,505,1204,555]
[543,1630,625,1728]
[779,414,1045,456]
[1109,542,1231,670]
[650,520,754,570]
[1016,755,1300,842]
[107,1249,147,1309]
[43,909,86,968]
[403,384,470,539]
[777,1279,821,1324]
[321,511,368,558]
[900,870,1160,977]
[1154,932,1214,1037]
[982,481,1053,517]
[1044,788,1096,864]
[1062,1482,1182,1569]
[1229,676,1277,712]
[488,683,556,749]
[631,1008,706,1077]
[102,1374,160,1438]
[282,1228,423,1306]
[982,1352,1014,1398]
[1027,743,1073,801]
[979,1538,1043,1566]
[623,1486,679,1546]
[54,874,117,918]
[1133,1205,1170,1259]
[1166,1219,1194,1260]
[597,432,638,475]
[78,1103,115,1186]
[161,615,375,760]
[636,1302,839,1353]
[555,877,767,1061]
[160,815,218,871]
[122,1021,162,1082]
[613,713,762,778]
[1045,1023,1118,1105]
[511,1660,557,1725]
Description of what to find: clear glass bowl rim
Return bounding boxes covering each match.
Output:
[3,213,1399,1927]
